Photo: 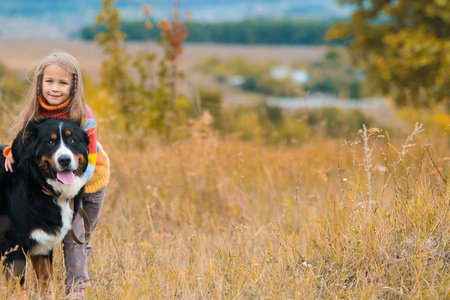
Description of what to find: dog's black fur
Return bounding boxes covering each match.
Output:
[0,118,89,286]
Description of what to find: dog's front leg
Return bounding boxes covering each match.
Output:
[30,252,53,288]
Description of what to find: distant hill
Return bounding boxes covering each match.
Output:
[0,0,352,40]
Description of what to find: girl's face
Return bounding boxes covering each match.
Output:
[42,64,72,106]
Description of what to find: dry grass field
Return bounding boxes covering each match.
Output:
[1,112,448,299]
[0,40,449,299]
[6,120,449,299]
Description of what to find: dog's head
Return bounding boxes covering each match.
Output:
[12,118,89,188]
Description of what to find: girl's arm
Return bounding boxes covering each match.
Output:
[3,112,27,172]
[81,106,98,183]
[3,147,14,172]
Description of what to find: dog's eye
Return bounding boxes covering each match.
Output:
[68,138,75,144]
[47,140,55,146]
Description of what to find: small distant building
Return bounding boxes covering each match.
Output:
[228,75,245,86]
[290,70,309,84]
[270,66,309,84]
[270,65,291,80]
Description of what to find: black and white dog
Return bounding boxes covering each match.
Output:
[0,118,89,286]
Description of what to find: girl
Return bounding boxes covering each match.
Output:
[3,51,110,299]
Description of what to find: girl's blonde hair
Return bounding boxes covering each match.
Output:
[9,51,85,140]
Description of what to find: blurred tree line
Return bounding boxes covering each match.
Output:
[197,48,364,99]
[214,103,375,144]
[327,0,450,107]
[80,17,347,45]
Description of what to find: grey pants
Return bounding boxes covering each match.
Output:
[62,186,106,291]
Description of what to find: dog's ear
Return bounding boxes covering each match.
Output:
[83,131,90,147]
[11,121,39,163]
[36,117,51,125]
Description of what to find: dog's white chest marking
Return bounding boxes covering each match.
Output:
[29,197,73,256]
[46,176,85,199]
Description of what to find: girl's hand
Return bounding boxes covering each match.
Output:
[4,151,14,172]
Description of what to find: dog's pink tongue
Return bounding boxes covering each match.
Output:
[57,171,75,185]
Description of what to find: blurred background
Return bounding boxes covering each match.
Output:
[0,1,449,298]
[0,0,448,143]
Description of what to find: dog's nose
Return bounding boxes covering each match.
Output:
[58,155,72,167]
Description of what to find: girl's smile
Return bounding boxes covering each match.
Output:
[42,64,72,106]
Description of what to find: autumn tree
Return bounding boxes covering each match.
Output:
[95,0,134,130]
[157,0,189,109]
[326,0,449,107]
[95,0,191,139]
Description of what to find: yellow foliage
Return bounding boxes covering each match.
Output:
[326,0,450,106]
[432,114,450,132]
[397,103,450,135]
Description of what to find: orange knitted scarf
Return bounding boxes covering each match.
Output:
[39,94,71,111]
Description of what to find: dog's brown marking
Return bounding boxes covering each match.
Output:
[39,154,57,179]
[51,133,57,140]
[74,153,87,176]
[30,255,52,288]
[65,130,72,136]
